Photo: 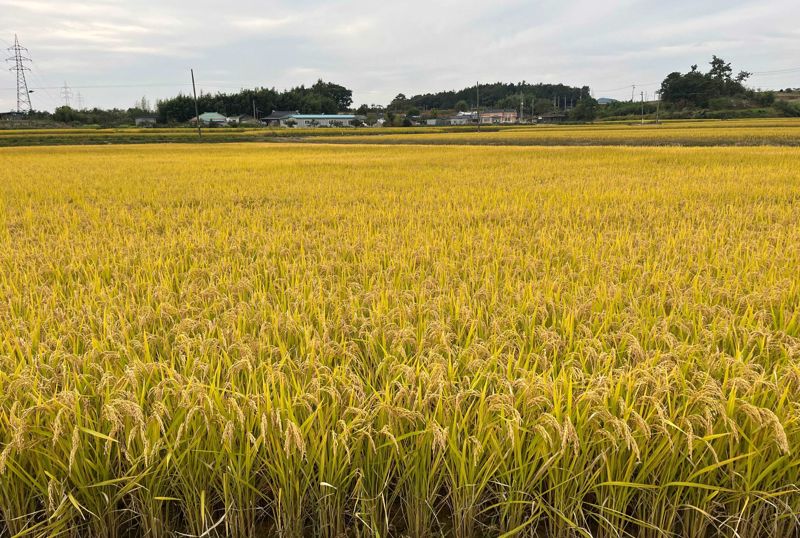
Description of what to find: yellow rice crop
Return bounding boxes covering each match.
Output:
[312,119,800,146]
[0,143,799,537]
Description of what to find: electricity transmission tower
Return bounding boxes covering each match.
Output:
[61,82,73,107]
[5,34,33,113]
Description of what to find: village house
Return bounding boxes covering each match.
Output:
[537,112,568,124]
[449,113,477,126]
[257,111,365,128]
[286,114,359,127]
[189,112,228,126]
[261,110,299,126]
[227,114,259,126]
[134,116,157,127]
[479,109,518,124]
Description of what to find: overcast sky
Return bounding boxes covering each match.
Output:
[2,0,799,112]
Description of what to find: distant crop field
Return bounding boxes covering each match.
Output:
[1,144,799,537]
[308,118,800,146]
[3,118,800,147]
[0,125,494,147]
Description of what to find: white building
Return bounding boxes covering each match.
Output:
[282,114,359,128]
[449,116,472,126]
[134,116,157,127]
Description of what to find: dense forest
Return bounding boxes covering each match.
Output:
[388,82,590,115]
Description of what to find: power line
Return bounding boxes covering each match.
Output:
[0,82,194,91]
[594,81,660,94]
[27,61,60,109]
[5,34,33,113]
[751,66,800,75]
[594,65,799,96]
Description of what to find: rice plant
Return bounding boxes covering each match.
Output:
[0,143,798,537]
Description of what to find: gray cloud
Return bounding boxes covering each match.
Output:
[2,0,799,111]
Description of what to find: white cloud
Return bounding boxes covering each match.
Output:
[1,0,799,111]
[228,16,297,31]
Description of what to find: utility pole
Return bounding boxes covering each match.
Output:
[640,91,645,125]
[655,90,661,125]
[60,81,72,107]
[5,34,33,113]
[519,95,523,123]
[531,95,535,122]
[631,84,636,102]
[476,81,480,132]
[191,68,201,138]
[252,99,257,121]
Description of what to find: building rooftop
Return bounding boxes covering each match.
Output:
[263,110,299,119]
[198,112,227,120]
[290,114,357,120]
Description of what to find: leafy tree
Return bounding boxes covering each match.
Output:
[775,100,800,117]
[496,95,522,110]
[311,80,352,110]
[454,100,469,112]
[136,96,152,112]
[389,94,409,111]
[569,98,597,122]
[660,56,750,108]
[708,55,733,81]
[53,106,83,123]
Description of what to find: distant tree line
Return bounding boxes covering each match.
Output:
[48,106,152,125]
[156,80,353,123]
[388,82,591,115]
[9,59,800,127]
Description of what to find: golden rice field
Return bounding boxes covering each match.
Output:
[312,119,800,146]
[0,126,457,147]
[3,118,800,148]
[1,143,800,537]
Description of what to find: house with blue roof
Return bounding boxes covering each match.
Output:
[280,114,360,128]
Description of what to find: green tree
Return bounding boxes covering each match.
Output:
[53,106,85,123]
[708,55,732,82]
[569,98,597,122]
[660,56,750,108]
[311,80,353,111]
[389,94,408,111]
